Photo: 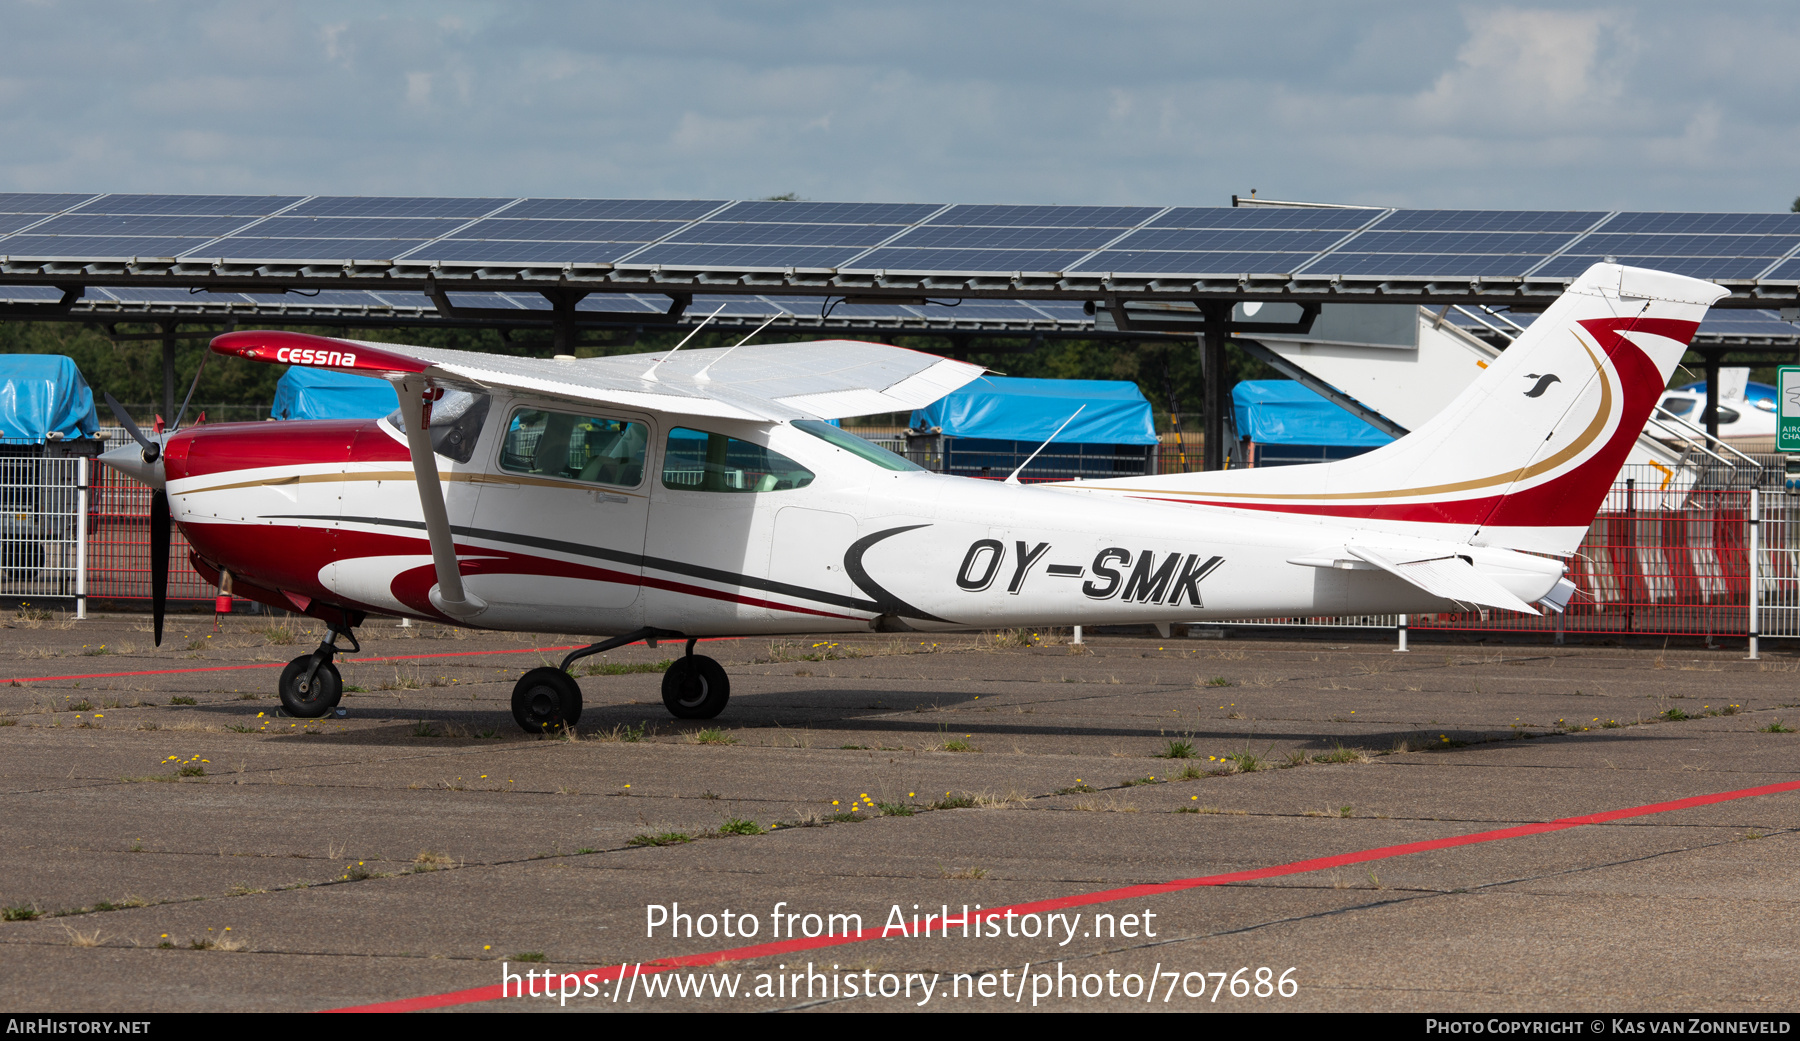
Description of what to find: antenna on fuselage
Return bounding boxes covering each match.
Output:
[1004,405,1084,485]
[695,312,788,382]
[642,303,727,382]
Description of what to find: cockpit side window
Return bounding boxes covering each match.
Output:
[661,428,814,493]
[499,408,648,487]
[382,390,491,464]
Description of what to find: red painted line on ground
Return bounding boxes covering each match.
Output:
[328,776,1800,1013]
[4,637,741,685]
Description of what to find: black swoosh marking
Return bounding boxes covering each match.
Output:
[265,513,886,615]
[842,524,955,624]
[1523,373,1561,398]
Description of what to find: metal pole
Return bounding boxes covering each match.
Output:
[74,456,87,621]
[1394,614,1408,653]
[1201,305,1230,471]
[1072,625,1083,645]
[1703,350,1721,441]
[1748,487,1760,660]
[161,323,177,426]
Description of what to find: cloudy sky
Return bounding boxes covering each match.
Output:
[1,1,1794,211]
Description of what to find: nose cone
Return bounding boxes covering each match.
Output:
[99,439,166,490]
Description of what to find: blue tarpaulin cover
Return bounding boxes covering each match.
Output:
[1233,380,1393,447]
[272,367,396,420]
[0,355,99,443]
[910,376,1158,445]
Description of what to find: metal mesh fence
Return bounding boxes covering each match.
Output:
[0,455,84,601]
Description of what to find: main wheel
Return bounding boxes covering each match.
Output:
[512,667,583,733]
[278,655,342,718]
[661,655,729,719]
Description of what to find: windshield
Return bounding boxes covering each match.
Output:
[792,420,922,472]
[383,390,491,464]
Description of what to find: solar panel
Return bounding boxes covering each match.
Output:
[1532,254,1779,280]
[1374,210,1604,233]
[286,197,511,219]
[448,218,686,242]
[501,198,723,221]
[1072,251,1310,274]
[623,243,858,268]
[1603,212,1800,235]
[715,201,941,224]
[926,204,1160,228]
[1578,233,1798,257]
[1,235,202,258]
[891,225,1120,250]
[0,193,100,215]
[847,247,1096,272]
[4,194,1800,312]
[192,238,430,261]
[30,213,255,237]
[425,240,645,265]
[1325,253,1558,278]
[249,216,469,239]
[665,221,900,248]
[1343,230,1578,254]
[79,195,304,216]
[1111,228,1348,253]
[1148,207,1374,230]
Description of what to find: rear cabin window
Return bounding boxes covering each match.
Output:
[661,428,814,493]
[499,409,648,487]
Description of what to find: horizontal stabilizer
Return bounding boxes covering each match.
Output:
[1345,544,1541,616]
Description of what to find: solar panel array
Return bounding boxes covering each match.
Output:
[5,193,1800,286]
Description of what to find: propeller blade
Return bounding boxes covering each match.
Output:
[150,489,170,647]
[103,392,159,462]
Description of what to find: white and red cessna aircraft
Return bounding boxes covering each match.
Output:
[99,263,1724,731]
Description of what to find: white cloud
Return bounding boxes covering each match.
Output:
[0,1,1794,210]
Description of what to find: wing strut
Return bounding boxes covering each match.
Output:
[394,378,487,619]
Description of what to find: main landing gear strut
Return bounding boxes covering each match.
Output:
[278,624,359,718]
[510,627,732,734]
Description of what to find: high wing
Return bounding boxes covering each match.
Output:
[209,330,987,421]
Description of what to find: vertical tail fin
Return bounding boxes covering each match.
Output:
[1096,263,1727,554]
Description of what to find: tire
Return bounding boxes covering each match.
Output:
[661,655,730,719]
[278,655,342,718]
[512,667,583,733]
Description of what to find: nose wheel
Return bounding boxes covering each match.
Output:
[277,623,357,718]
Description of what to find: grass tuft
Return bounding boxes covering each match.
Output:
[1158,739,1195,759]
[717,818,763,836]
[1760,719,1795,734]
[628,832,692,847]
[169,696,196,706]
[933,793,976,810]
[691,727,736,745]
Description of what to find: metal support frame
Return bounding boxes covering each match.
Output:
[1703,350,1721,440]
[1748,488,1761,660]
[298,623,360,694]
[74,456,87,621]
[557,626,686,674]
[1201,303,1230,471]
[160,321,177,424]
[393,377,485,619]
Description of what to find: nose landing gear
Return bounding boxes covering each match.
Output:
[278,624,358,718]
[507,628,730,733]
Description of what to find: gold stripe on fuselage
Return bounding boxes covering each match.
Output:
[177,469,648,498]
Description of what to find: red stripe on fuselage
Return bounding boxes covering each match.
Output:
[182,521,864,626]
